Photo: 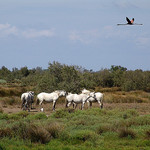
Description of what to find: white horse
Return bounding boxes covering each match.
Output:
[36,90,66,111]
[66,92,95,110]
[21,91,34,111]
[81,89,103,109]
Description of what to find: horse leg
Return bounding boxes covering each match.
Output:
[31,98,34,109]
[39,100,44,112]
[73,102,77,109]
[74,103,78,109]
[98,100,103,109]
[81,102,85,110]
[90,101,92,108]
[53,101,56,111]
[66,100,68,108]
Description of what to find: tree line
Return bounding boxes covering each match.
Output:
[0,61,150,93]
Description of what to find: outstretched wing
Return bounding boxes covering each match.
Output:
[126,17,131,24]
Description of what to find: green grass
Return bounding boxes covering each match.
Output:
[0,108,150,149]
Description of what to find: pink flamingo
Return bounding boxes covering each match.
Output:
[117,17,143,25]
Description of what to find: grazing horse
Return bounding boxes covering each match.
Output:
[36,90,66,111]
[66,92,95,110]
[81,89,104,109]
[21,91,34,111]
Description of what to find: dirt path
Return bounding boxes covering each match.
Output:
[0,102,150,115]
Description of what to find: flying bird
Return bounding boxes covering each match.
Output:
[117,17,143,26]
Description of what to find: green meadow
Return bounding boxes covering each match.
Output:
[0,108,150,150]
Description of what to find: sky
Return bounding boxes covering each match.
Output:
[0,0,150,71]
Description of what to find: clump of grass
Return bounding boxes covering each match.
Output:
[0,87,27,97]
[11,121,51,144]
[52,109,71,118]
[118,127,136,139]
[0,113,8,120]
[127,115,150,127]
[0,107,3,113]
[27,113,47,120]
[8,111,29,120]
[45,122,63,138]
[72,130,98,144]
[145,130,150,139]
[0,128,12,138]
[97,124,112,134]
[0,97,21,106]
[27,124,51,144]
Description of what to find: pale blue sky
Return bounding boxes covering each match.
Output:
[0,0,150,71]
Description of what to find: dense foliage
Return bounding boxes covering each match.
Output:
[0,62,150,92]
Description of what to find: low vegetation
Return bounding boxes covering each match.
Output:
[0,108,150,149]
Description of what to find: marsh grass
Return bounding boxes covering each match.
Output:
[0,107,3,113]
[71,130,99,145]
[0,87,26,97]
[0,96,21,106]
[145,130,150,139]
[118,127,136,139]
[0,107,150,149]
[27,124,51,144]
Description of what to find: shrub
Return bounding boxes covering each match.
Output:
[8,111,29,120]
[52,109,71,118]
[0,128,12,138]
[27,124,51,144]
[118,127,136,139]
[0,108,3,113]
[71,130,98,143]
[45,122,63,138]
[0,79,7,84]
[0,113,8,120]
[28,113,47,120]
[11,122,51,144]
[97,124,112,134]
[0,97,21,106]
[145,130,150,139]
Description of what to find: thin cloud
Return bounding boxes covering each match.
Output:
[0,23,55,38]
[136,37,150,47]
[0,23,18,36]
[22,28,55,38]
[113,1,138,9]
[69,29,100,44]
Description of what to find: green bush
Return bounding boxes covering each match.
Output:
[145,130,150,139]
[71,130,99,144]
[27,124,51,144]
[27,113,47,120]
[0,79,7,84]
[118,127,136,139]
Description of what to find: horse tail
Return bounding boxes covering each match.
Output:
[21,96,26,109]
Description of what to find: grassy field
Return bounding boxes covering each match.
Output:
[0,107,150,149]
[0,86,150,150]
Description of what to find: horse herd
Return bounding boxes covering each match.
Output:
[21,89,104,112]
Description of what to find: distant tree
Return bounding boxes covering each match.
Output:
[20,67,29,77]
[0,66,11,81]
[95,69,113,87]
[110,65,127,87]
